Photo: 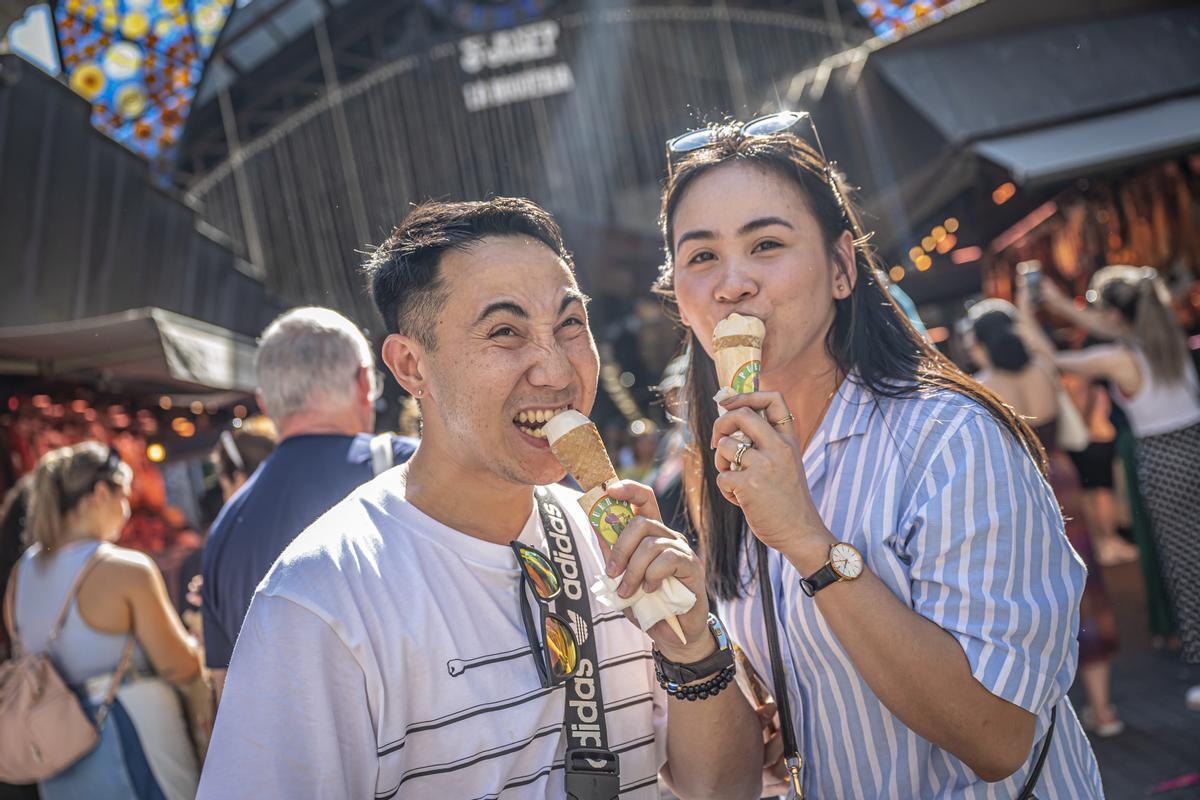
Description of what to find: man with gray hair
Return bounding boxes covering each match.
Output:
[200,307,416,700]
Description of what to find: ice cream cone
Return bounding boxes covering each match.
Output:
[545,412,617,492]
[713,313,765,395]
[546,410,690,645]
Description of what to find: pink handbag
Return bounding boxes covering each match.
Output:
[0,550,133,783]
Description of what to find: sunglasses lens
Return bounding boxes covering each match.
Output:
[518,547,561,600]
[743,111,803,137]
[668,128,717,154]
[543,616,578,680]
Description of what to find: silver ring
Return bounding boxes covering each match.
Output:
[732,440,753,469]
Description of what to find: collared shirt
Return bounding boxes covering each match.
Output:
[721,377,1103,798]
[200,433,417,668]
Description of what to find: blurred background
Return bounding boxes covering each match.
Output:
[1,0,1198,794]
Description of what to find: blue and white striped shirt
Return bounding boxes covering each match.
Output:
[721,377,1103,798]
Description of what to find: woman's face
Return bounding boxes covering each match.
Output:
[669,161,853,380]
[91,476,131,540]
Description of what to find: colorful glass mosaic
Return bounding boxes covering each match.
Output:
[54,0,235,175]
[855,0,957,38]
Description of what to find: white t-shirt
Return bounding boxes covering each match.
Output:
[197,475,667,799]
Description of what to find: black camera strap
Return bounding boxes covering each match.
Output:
[535,488,620,800]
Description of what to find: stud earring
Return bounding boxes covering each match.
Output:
[415,389,423,398]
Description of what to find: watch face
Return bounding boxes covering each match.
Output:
[829,543,863,580]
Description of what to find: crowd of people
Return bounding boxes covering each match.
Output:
[2,112,1198,799]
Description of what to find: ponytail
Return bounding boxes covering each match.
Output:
[1095,265,1187,384]
[26,443,116,551]
[28,451,70,551]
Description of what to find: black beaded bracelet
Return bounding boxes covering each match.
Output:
[655,663,737,701]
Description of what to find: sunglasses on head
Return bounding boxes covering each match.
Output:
[511,541,579,688]
[667,110,827,166]
[665,110,855,231]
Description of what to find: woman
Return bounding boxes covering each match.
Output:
[5,442,202,799]
[211,418,277,502]
[654,113,1101,796]
[1061,374,1138,567]
[1023,265,1200,709]
[964,300,1122,737]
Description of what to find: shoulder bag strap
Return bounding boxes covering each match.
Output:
[3,558,22,655]
[369,434,395,477]
[1016,705,1057,800]
[534,488,620,800]
[47,545,108,647]
[93,636,136,729]
[756,539,804,798]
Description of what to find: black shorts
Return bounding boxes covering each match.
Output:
[1069,441,1116,490]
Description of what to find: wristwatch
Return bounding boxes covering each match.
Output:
[652,613,734,684]
[799,542,864,596]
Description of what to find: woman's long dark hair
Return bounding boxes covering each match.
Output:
[653,126,1046,600]
[968,301,1031,372]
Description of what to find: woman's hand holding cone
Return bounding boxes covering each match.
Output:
[712,391,833,561]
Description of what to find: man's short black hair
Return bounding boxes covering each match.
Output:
[365,197,575,349]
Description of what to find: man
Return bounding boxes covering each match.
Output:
[198,199,762,798]
[200,306,417,700]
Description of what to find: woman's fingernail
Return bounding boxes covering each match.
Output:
[606,558,618,576]
[617,582,632,598]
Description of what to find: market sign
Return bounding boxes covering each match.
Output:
[459,20,574,112]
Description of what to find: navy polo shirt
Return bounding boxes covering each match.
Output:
[200,433,417,668]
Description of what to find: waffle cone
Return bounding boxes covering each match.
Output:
[549,423,617,492]
[714,346,762,394]
[712,314,765,394]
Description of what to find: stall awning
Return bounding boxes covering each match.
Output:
[975,97,1200,187]
[0,308,257,394]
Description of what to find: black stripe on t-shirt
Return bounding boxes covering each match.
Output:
[376,724,562,798]
[620,774,659,793]
[377,686,556,756]
[376,651,654,756]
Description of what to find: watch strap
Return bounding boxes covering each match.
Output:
[653,615,734,684]
[799,562,839,597]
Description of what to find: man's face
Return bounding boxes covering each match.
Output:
[422,235,600,487]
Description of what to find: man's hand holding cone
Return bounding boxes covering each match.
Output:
[545,411,695,646]
[602,480,714,662]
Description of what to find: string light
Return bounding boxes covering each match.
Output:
[146,443,166,462]
[889,265,906,282]
[950,246,982,264]
[992,182,1016,205]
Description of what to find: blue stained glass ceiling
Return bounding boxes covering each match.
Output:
[53,0,236,175]
[855,0,956,38]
